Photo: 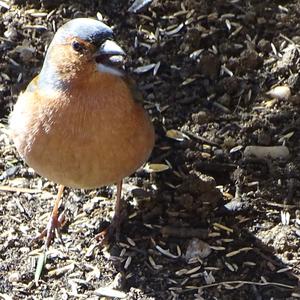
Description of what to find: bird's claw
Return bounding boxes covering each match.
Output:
[32,211,66,248]
[95,209,126,246]
[95,217,121,246]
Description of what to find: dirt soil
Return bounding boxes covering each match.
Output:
[1,0,300,299]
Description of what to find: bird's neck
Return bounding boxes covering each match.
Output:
[38,61,128,104]
[39,59,94,92]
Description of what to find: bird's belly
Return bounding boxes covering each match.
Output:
[14,102,154,189]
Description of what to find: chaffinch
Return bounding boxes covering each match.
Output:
[9,18,155,247]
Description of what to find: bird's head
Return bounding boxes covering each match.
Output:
[39,18,126,90]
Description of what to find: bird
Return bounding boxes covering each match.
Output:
[9,18,155,247]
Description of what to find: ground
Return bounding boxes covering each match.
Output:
[1,0,300,299]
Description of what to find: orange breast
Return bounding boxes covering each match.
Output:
[10,73,155,188]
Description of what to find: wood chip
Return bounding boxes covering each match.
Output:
[156,245,179,259]
[94,287,126,298]
[166,129,190,141]
[128,0,153,13]
[144,163,170,173]
[226,247,252,257]
[213,223,233,233]
[124,256,132,269]
[133,64,156,74]
[0,185,42,194]
[244,145,289,159]
[267,85,291,100]
[165,23,184,36]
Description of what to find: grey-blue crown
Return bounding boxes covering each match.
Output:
[54,18,114,46]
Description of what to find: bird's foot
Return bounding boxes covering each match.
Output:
[95,210,127,246]
[32,211,66,248]
[95,222,119,246]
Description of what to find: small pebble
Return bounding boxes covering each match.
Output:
[8,272,21,283]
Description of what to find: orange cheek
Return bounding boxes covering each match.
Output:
[47,45,90,76]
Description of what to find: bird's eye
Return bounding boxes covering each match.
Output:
[72,40,84,52]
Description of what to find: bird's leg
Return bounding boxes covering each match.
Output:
[113,180,123,241]
[33,185,65,248]
[96,180,126,245]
